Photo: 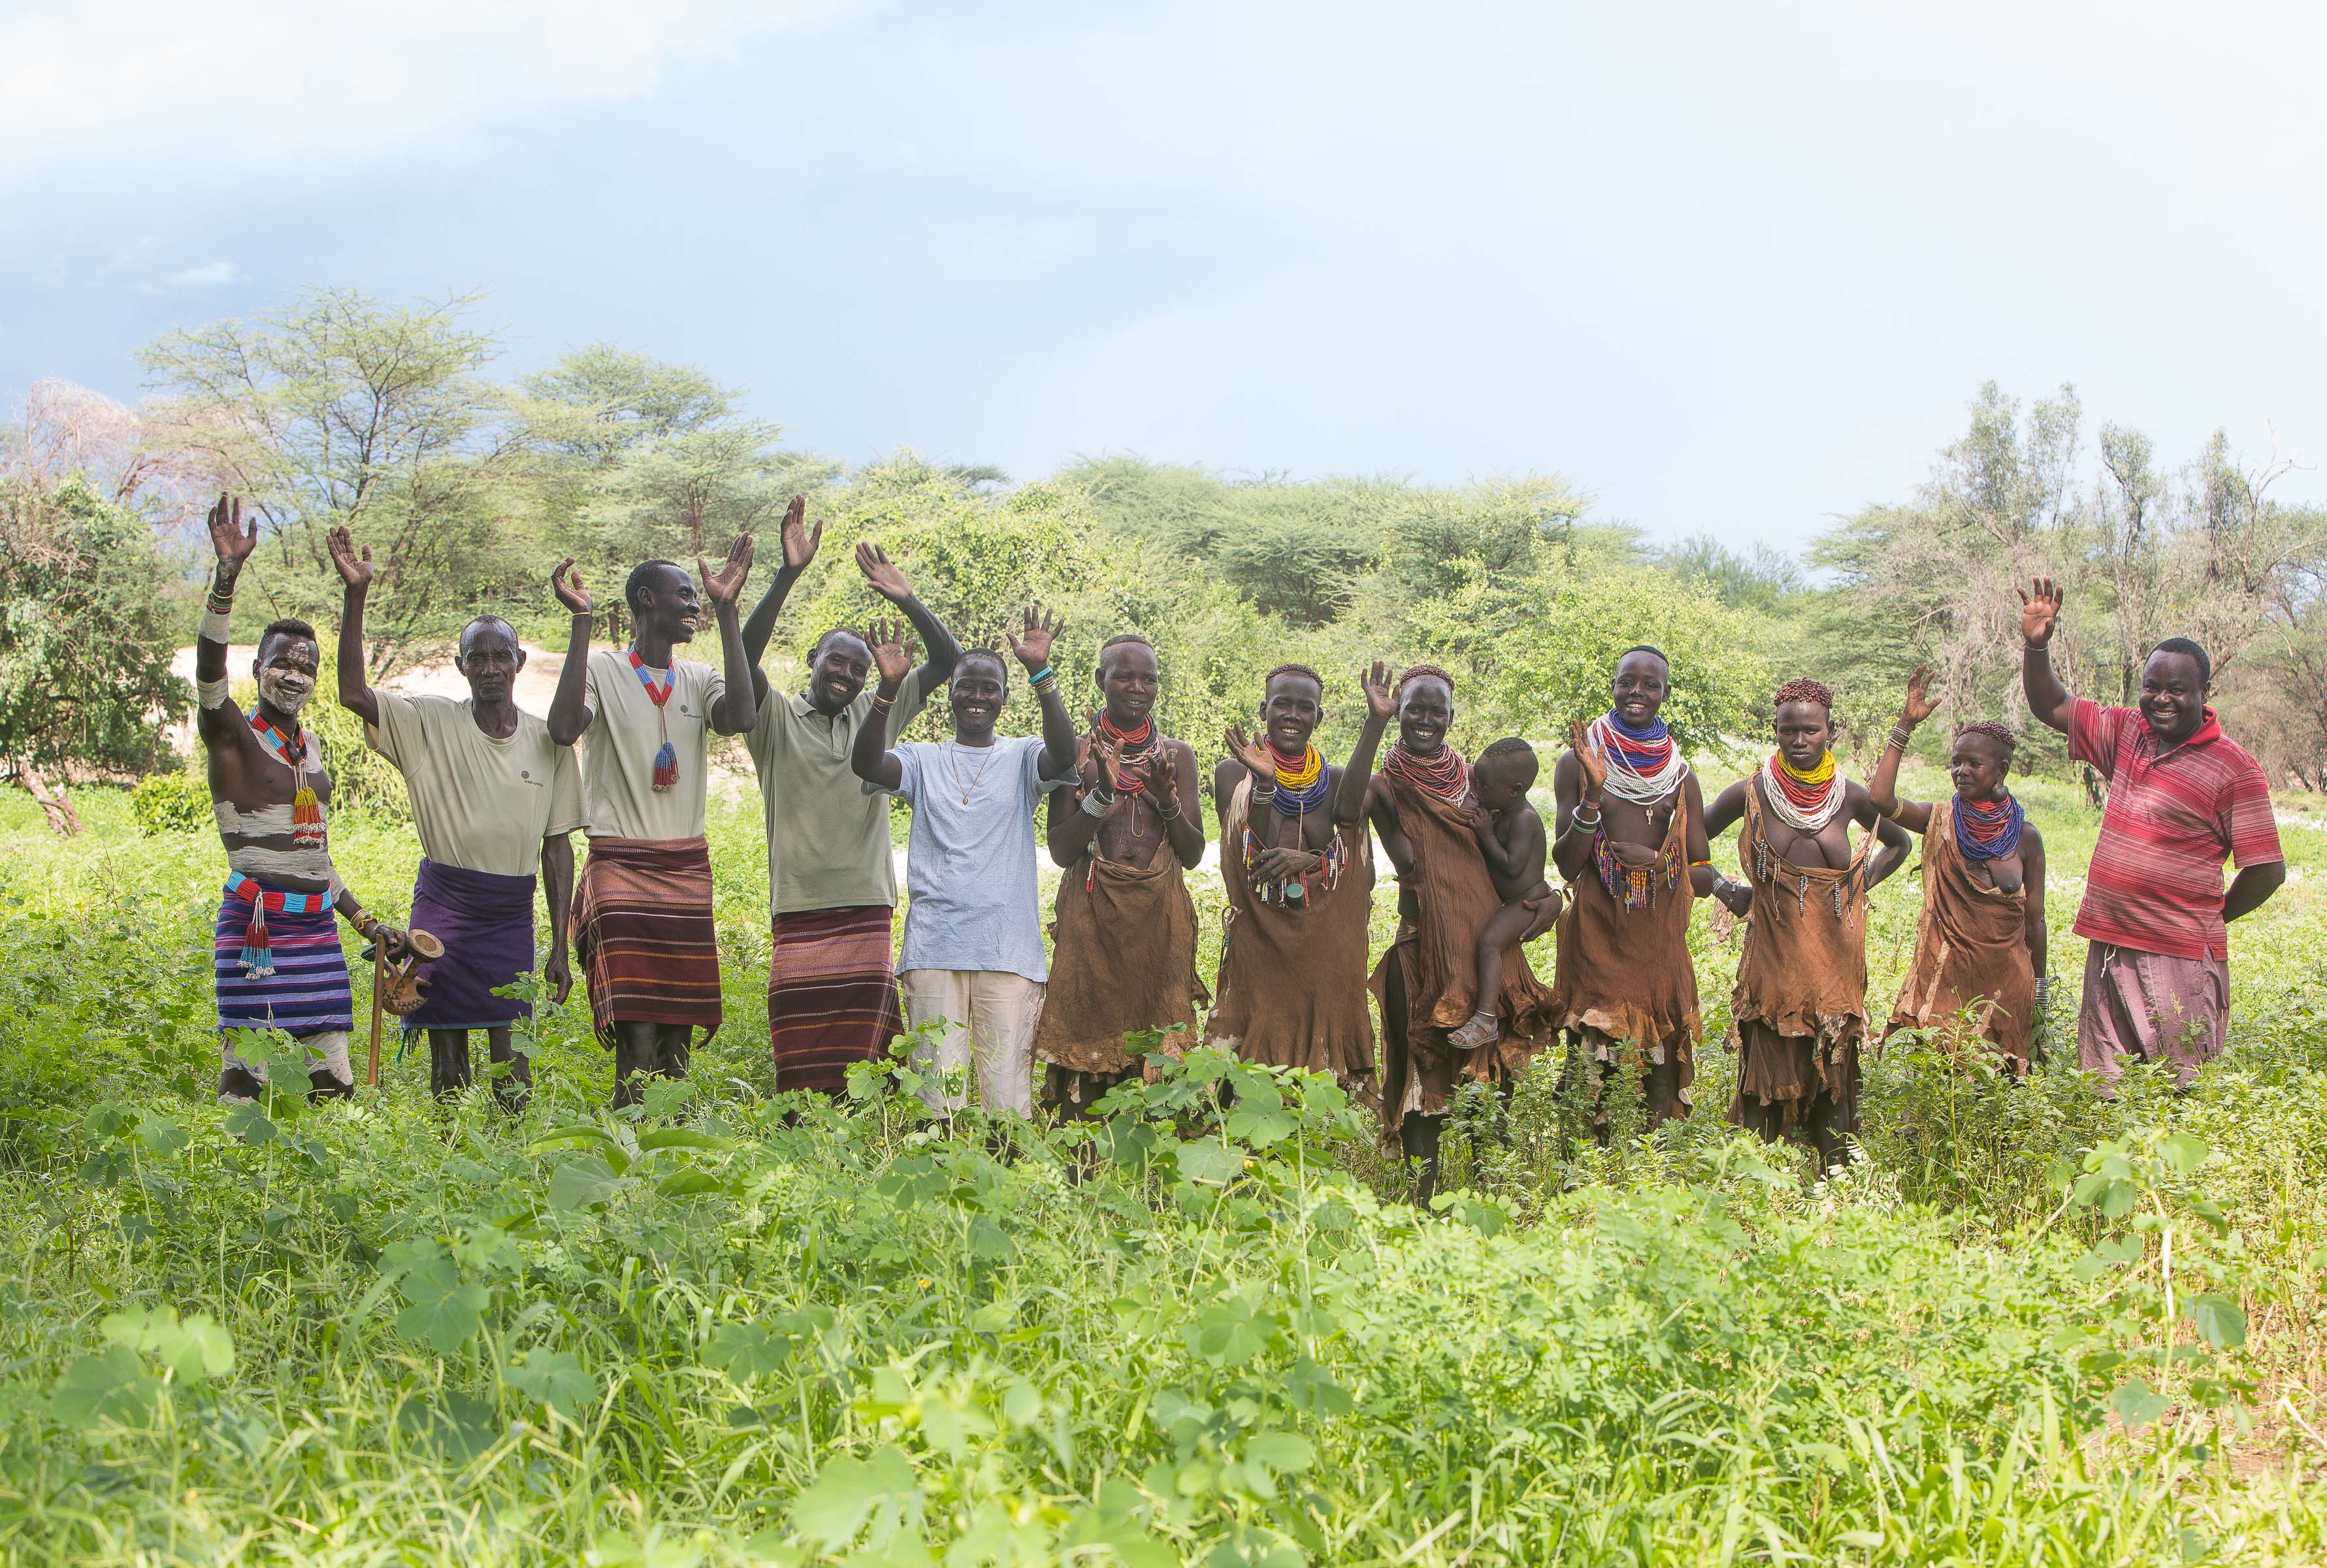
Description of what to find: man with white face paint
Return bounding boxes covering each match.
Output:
[193,495,409,1103]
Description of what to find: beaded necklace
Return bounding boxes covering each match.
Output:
[1384,740,1469,804]
[1266,741,1329,817]
[1096,711,1156,796]
[1953,792,2025,862]
[627,648,679,793]
[249,713,326,847]
[1763,749,1846,834]
[1593,710,1688,814]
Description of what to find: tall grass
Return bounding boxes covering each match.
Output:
[0,779,2322,1563]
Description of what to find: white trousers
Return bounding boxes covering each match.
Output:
[898,969,1045,1117]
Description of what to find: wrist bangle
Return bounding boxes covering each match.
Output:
[1157,796,1182,820]
[871,691,897,710]
[1080,788,1113,819]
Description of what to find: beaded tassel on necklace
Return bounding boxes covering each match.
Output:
[250,714,325,846]
[628,648,679,792]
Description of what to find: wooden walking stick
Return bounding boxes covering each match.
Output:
[368,947,386,1087]
[362,930,444,1088]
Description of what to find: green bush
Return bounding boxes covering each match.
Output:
[129,771,209,835]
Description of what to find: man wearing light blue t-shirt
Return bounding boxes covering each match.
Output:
[851,604,1081,1116]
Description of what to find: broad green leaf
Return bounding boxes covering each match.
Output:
[966,1217,1015,1260]
[2159,1131,2209,1175]
[2110,1377,2169,1433]
[548,1154,626,1211]
[223,1102,276,1147]
[49,1347,159,1428]
[135,1113,190,1157]
[506,1348,596,1420]
[790,1445,922,1552]
[2186,1293,2247,1350]
[1285,1356,1353,1416]
[396,1259,490,1355]
[1174,1137,1246,1187]
[527,1125,619,1157]
[82,1101,133,1141]
[634,1127,737,1154]
[705,1322,794,1379]
[653,1168,726,1199]
[395,1389,497,1462]
[1243,1429,1316,1474]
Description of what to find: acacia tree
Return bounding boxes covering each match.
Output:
[138,289,527,678]
[1810,382,2317,779]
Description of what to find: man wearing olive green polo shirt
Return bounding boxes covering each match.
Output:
[740,498,962,1094]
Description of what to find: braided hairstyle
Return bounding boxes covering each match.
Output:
[1396,663,1458,698]
[1773,677,1834,712]
[1955,718,2017,774]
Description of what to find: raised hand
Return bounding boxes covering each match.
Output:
[1361,661,1397,723]
[1086,715,1129,793]
[1005,604,1063,674]
[1143,746,1177,810]
[1900,662,1940,728]
[867,616,917,688]
[326,525,373,592]
[699,532,755,608]
[856,540,911,602]
[551,557,593,616]
[1569,718,1608,800]
[778,495,823,573]
[206,493,257,572]
[1224,724,1275,783]
[2019,576,2063,648]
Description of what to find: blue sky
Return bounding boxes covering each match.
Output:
[6,0,2324,549]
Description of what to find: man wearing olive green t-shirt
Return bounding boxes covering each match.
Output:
[740,498,962,1095]
[331,530,583,1107]
[546,538,760,1107]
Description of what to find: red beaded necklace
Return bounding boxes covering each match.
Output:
[1386,740,1470,804]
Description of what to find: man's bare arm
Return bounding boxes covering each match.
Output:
[2019,576,2075,734]
[545,559,594,747]
[195,494,258,747]
[327,525,380,727]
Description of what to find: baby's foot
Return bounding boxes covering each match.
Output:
[1447,1010,1499,1049]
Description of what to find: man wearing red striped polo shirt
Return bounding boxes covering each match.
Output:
[2020,576,2285,1087]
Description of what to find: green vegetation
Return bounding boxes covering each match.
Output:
[2,776,2325,1563]
[10,296,2327,1560]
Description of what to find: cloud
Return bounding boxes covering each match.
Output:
[0,0,868,195]
[164,261,242,288]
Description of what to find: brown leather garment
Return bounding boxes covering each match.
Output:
[1885,796,2035,1069]
[1367,768,1556,1131]
[1033,821,1210,1085]
[1203,776,1377,1086]
[1727,781,1871,1130]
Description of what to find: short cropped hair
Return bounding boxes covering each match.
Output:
[460,614,518,649]
[1617,644,1670,670]
[1397,664,1457,697]
[257,617,318,654]
[1264,662,1324,694]
[625,559,684,614]
[955,647,1011,683]
[1099,632,1156,676]
[2150,636,2212,685]
[1478,736,1537,773]
[811,627,870,662]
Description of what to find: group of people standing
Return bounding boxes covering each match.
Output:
[192,493,2286,1179]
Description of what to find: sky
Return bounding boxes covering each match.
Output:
[5,0,2326,551]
